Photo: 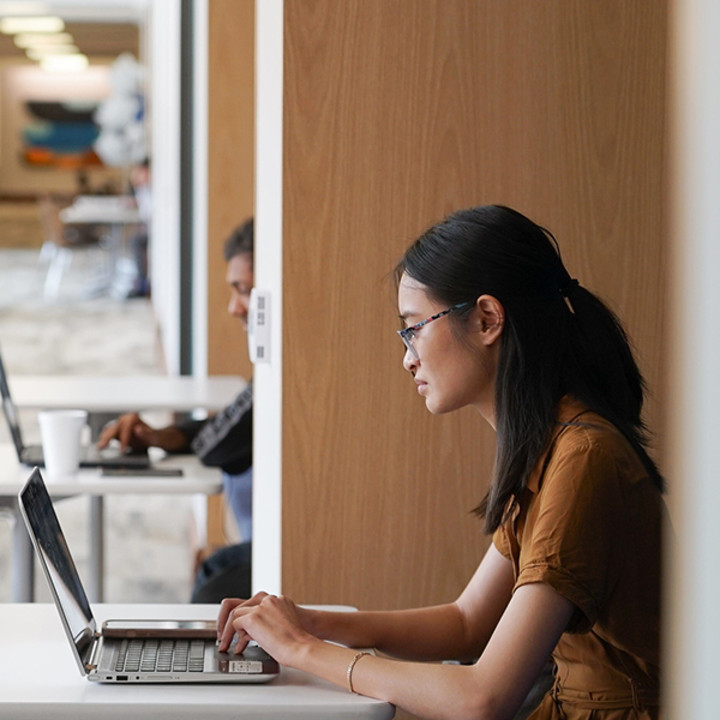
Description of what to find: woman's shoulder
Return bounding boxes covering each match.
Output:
[555,398,632,452]
[543,398,650,490]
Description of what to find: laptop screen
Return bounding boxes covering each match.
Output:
[0,352,25,460]
[19,468,97,666]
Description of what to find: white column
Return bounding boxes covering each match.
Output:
[148,0,182,375]
[192,0,209,379]
[252,0,284,595]
[666,0,720,716]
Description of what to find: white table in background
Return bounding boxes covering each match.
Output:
[0,603,395,720]
[59,195,143,226]
[0,446,222,603]
[58,195,144,298]
[9,374,245,413]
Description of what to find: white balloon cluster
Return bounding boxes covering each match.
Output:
[93,53,147,167]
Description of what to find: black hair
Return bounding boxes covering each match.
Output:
[395,205,664,534]
[223,217,254,261]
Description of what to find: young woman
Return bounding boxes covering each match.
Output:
[217,206,664,720]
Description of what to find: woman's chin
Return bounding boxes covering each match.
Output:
[424,396,448,415]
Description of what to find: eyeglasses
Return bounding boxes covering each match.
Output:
[397,302,472,360]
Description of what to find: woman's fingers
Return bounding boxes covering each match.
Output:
[216,592,273,651]
[217,598,243,642]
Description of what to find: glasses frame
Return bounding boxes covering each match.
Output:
[397,301,472,360]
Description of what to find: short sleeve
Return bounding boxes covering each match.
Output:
[515,435,629,632]
[492,525,511,561]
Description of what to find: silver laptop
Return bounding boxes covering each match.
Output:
[0,351,149,469]
[19,467,279,684]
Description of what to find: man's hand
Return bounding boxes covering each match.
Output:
[97,413,188,452]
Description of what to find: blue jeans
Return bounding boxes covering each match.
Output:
[223,467,252,542]
[191,542,251,603]
[190,468,253,603]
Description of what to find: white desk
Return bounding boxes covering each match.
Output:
[58,195,144,299]
[0,446,223,603]
[9,374,245,413]
[0,603,395,720]
[59,195,143,226]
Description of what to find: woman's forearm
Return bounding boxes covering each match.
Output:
[305,602,479,662]
[292,638,500,720]
[293,583,574,720]
[300,546,514,663]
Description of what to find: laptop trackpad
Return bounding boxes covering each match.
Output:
[211,644,277,674]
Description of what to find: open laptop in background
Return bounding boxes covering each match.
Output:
[19,467,279,684]
[0,351,149,469]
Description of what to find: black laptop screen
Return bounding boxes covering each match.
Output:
[0,352,25,460]
[20,468,95,654]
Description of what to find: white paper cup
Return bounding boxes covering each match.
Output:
[38,409,88,477]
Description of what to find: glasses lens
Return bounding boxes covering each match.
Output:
[401,330,418,359]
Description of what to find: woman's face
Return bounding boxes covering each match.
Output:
[397,273,499,423]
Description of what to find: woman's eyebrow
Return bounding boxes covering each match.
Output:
[398,307,421,320]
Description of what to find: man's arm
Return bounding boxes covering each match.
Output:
[190,381,253,474]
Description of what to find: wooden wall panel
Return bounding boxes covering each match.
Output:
[206,0,255,377]
[281,0,667,621]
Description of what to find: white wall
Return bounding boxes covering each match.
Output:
[147,0,181,375]
[666,0,720,716]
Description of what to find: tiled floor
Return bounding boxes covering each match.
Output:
[0,248,200,603]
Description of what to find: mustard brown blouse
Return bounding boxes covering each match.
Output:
[493,398,664,720]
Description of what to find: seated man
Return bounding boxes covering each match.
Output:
[98,218,255,601]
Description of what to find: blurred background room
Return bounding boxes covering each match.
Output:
[0,0,208,603]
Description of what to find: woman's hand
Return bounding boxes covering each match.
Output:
[217,592,317,666]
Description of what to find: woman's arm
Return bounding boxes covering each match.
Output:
[218,555,573,720]
[303,543,516,661]
[323,581,573,720]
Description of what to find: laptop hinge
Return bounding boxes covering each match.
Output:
[85,633,102,672]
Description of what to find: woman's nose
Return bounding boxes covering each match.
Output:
[402,346,418,373]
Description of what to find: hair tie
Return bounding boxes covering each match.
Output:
[559,277,579,297]
[559,277,579,314]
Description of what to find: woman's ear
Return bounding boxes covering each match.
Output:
[472,295,505,345]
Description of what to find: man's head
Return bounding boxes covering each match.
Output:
[224,218,254,329]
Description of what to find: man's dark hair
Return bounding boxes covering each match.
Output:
[223,218,254,261]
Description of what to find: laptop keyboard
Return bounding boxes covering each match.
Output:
[115,638,206,673]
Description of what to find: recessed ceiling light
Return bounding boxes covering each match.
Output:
[39,53,89,73]
[14,32,74,49]
[26,45,80,61]
[0,16,65,35]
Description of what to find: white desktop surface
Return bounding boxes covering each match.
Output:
[59,195,143,225]
[0,445,222,496]
[0,603,395,720]
[9,374,245,413]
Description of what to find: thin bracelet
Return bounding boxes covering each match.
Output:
[346,651,369,694]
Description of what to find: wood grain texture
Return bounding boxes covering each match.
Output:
[203,0,255,562]
[280,0,668,626]
[207,0,255,378]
